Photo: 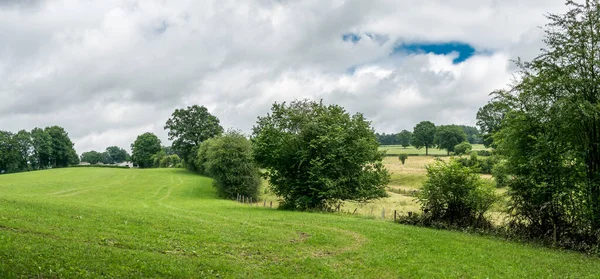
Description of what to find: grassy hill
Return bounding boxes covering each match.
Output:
[1,168,599,278]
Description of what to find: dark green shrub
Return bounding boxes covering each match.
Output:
[417,159,497,226]
[454,141,472,155]
[203,131,261,200]
[398,154,408,165]
[476,150,492,157]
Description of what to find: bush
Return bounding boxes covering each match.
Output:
[201,131,261,200]
[491,158,509,188]
[417,159,497,227]
[454,141,472,155]
[398,154,408,165]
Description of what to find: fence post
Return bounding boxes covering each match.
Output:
[263,199,266,207]
[270,201,272,208]
[394,210,397,222]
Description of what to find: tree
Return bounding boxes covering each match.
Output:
[490,0,600,247]
[0,131,20,173]
[476,98,510,148]
[45,126,78,167]
[398,130,412,148]
[80,151,102,164]
[412,121,436,155]
[252,100,390,210]
[434,125,467,155]
[30,127,52,169]
[13,130,33,171]
[131,132,161,168]
[201,131,261,200]
[454,141,472,156]
[376,133,400,145]
[164,105,223,168]
[105,146,129,163]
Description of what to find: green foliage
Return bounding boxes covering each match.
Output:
[454,154,498,174]
[375,132,401,145]
[454,141,472,156]
[45,126,79,167]
[457,125,483,144]
[397,130,412,148]
[491,158,510,188]
[398,153,408,165]
[476,97,510,148]
[434,125,467,155]
[412,121,436,155]
[476,150,492,157]
[487,1,600,250]
[252,100,390,210]
[418,159,497,226]
[131,132,161,168]
[80,151,103,164]
[105,146,129,164]
[164,105,223,166]
[199,131,261,200]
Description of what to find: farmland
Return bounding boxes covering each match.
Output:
[1,168,600,278]
[379,144,489,156]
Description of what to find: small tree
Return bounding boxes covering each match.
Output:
[418,160,497,226]
[434,125,467,155]
[398,130,412,148]
[454,142,472,156]
[398,154,408,165]
[252,100,390,210]
[202,131,261,200]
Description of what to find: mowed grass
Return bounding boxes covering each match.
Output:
[380,144,489,156]
[1,169,600,278]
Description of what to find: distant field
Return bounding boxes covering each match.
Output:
[380,144,489,156]
[1,168,599,278]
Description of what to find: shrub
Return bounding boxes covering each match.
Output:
[454,141,472,155]
[202,131,261,200]
[398,154,408,165]
[476,150,492,157]
[417,159,497,227]
[491,158,509,188]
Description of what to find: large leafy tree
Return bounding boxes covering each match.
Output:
[30,127,52,169]
[45,126,78,168]
[490,0,600,244]
[131,132,161,168]
[80,151,103,164]
[13,130,33,171]
[0,131,20,173]
[397,130,412,148]
[164,105,223,167]
[105,146,129,163]
[412,121,436,155]
[252,100,390,210]
[434,125,467,155]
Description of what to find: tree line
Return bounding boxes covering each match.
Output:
[0,126,79,174]
[80,146,130,165]
[376,125,482,146]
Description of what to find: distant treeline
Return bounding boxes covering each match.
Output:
[0,126,79,174]
[376,125,482,145]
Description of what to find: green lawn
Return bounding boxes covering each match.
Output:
[1,168,599,278]
[380,144,489,156]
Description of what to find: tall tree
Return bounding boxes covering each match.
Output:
[30,127,52,169]
[45,126,77,168]
[13,130,33,171]
[434,125,467,155]
[491,0,600,244]
[80,151,102,164]
[131,132,161,168]
[397,130,412,148]
[0,131,20,173]
[412,121,436,155]
[252,100,390,210]
[164,105,223,167]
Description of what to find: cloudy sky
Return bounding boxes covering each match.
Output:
[0,0,566,153]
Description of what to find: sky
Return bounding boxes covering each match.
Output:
[0,0,567,154]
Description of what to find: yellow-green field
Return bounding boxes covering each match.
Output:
[2,168,599,278]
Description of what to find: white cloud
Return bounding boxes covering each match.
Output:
[0,0,567,153]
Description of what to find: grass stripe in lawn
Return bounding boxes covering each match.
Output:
[0,168,598,278]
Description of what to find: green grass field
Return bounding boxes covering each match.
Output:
[1,168,600,278]
[380,144,489,156]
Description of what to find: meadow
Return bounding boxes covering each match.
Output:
[1,168,600,278]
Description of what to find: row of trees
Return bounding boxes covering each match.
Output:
[129,133,181,168]
[377,125,482,146]
[80,146,130,165]
[0,126,79,174]
[412,122,471,155]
